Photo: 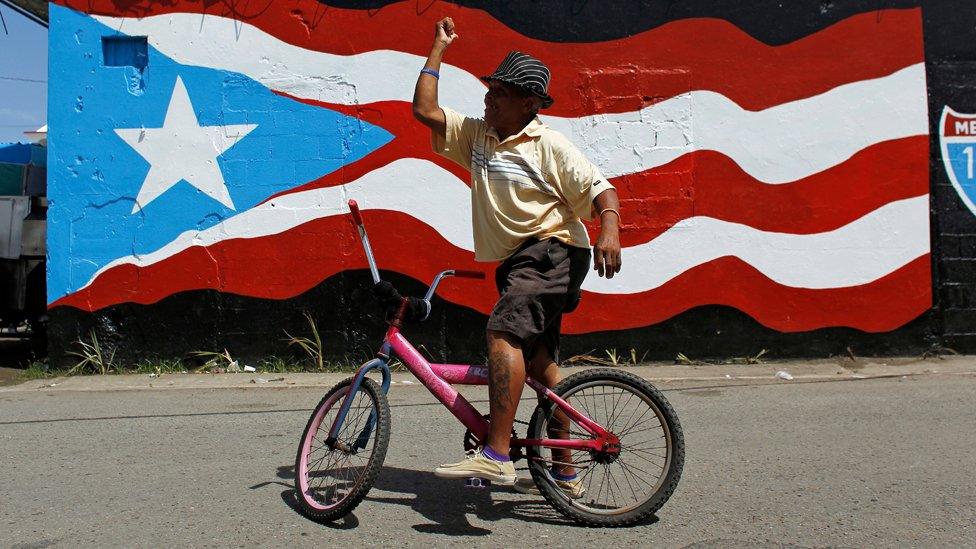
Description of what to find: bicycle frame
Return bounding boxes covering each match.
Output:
[325,200,620,456]
[326,323,618,455]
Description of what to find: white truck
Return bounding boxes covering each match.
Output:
[0,142,46,341]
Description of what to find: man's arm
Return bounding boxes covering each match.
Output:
[412,17,457,138]
[592,189,622,279]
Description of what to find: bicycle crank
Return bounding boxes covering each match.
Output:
[462,414,524,462]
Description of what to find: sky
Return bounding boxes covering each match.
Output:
[0,4,47,144]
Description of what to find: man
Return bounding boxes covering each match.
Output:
[411,17,622,493]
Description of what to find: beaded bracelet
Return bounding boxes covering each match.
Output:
[420,68,440,79]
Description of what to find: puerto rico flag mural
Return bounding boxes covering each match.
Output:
[47,1,932,357]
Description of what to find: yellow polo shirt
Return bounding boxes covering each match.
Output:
[432,107,614,262]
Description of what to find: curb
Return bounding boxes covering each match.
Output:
[2,356,974,393]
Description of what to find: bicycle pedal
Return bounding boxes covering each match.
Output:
[463,477,491,489]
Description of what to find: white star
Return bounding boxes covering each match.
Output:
[115,76,257,214]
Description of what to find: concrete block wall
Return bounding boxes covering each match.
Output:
[927,2,976,351]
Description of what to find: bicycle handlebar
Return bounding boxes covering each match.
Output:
[348,199,485,316]
[348,199,364,227]
[348,199,380,283]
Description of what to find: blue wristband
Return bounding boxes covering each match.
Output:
[420,68,440,79]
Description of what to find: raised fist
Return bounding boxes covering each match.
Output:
[434,17,458,47]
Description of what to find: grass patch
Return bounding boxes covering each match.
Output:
[18,360,52,380]
[134,358,187,376]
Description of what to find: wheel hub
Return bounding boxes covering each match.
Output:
[590,435,622,464]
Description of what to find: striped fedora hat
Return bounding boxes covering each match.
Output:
[481,51,554,109]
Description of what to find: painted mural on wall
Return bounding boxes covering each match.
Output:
[47,1,936,360]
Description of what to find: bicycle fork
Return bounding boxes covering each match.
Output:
[325,358,392,453]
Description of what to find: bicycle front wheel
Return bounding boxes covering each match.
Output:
[294,376,390,521]
[526,368,684,527]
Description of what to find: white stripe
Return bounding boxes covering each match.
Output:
[586,194,930,294]
[82,159,930,294]
[544,63,928,182]
[92,13,928,184]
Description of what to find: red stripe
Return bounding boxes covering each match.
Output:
[58,1,924,115]
[567,255,931,334]
[586,135,930,246]
[51,210,931,333]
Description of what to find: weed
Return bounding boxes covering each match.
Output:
[675,352,706,366]
[67,329,116,375]
[188,349,236,372]
[744,349,768,364]
[920,345,958,360]
[284,311,325,371]
[629,348,649,365]
[605,348,620,366]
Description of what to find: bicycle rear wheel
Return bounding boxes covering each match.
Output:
[526,368,684,527]
[294,377,390,521]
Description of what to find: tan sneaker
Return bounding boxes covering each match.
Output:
[513,476,586,498]
[433,450,516,486]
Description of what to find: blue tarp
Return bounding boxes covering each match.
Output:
[0,143,47,167]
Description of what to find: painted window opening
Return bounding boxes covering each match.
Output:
[101,35,148,95]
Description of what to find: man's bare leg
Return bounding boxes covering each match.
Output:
[526,344,575,477]
[485,330,526,457]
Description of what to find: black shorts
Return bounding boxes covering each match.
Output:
[487,238,591,362]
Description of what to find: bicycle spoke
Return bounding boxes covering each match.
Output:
[592,465,608,508]
[619,423,665,439]
[618,458,642,505]
[618,404,654,440]
[615,457,662,484]
[617,460,659,491]
[579,457,599,498]
[614,397,646,439]
[630,453,668,468]
[620,441,665,457]
[601,389,610,438]
[607,465,621,509]
[607,390,635,431]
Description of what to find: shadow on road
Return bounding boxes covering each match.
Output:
[268,464,658,534]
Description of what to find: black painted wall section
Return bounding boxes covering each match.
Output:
[326,0,922,44]
[47,1,976,366]
[923,3,976,351]
[49,270,940,368]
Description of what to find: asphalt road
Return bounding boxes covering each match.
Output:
[1,373,974,547]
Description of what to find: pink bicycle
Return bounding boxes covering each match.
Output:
[294,200,684,527]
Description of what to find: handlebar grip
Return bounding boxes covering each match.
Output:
[348,199,364,226]
[453,270,486,279]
